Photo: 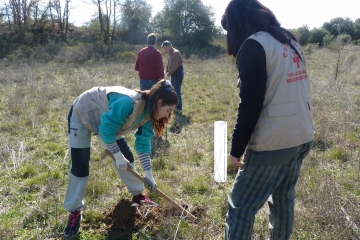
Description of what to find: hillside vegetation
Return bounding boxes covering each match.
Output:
[0,44,359,239]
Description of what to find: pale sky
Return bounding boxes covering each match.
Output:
[71,0,359,30]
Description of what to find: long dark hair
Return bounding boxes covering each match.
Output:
[221,0,297,58]
[135,80,178,136]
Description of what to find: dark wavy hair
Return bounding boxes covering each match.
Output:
[135,80,178,136]
[221,0,297,58]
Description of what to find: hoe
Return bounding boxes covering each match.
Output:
[105,150,197,222]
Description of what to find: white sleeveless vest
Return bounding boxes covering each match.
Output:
[72,86,150,136]
[246,31,314,151]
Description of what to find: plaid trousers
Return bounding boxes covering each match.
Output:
[225,141,313,240]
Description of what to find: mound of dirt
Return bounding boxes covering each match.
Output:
[86,199,204,238]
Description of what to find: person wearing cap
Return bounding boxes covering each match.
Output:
[135,33,165,90]
[161,40,184,113]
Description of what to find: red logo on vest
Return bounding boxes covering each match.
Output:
[292,52,301,68]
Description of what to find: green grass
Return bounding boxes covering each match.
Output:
[328,147,349,162]
[0,45,360,239]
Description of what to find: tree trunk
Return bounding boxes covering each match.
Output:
[111,0,115,43]
[97,0,104,41]
[64,0,70,42]
[49,0,55,31]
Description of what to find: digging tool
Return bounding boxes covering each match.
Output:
[105,150,197,221]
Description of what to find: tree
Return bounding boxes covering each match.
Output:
[0,1,12,25]
[322,17,355,39]
[292,25,310,46]
[0,14,2,23]
[119,0,152,44]
[50,0,71,42]
[2,0,52,45]
[8,0,40,25]
[151,10,168,36]
[90,0,120,44]
[327,34,352,82]
[308,28,329,46]
[353,18,360,42]
[162,0,216,48]
[323,33,335,46]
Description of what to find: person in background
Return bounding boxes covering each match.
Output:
[221,0,314,239]
[135,33,165,90]
[161,40,184,114]
[63,80,178,237]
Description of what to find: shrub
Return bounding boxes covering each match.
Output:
[323,34,335,46]
[44,41,61,56]
[118,51,136,63]
[304,44,319,55]
[337,34,352,44]
[52,44,91,63]
[38,52,52,62]
[0,34,13,59]
[19,46,35,59]
[181,44,226,59]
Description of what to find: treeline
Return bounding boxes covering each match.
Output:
[0,0,359,62]
[291,17,360,47]
[0,0,224,61]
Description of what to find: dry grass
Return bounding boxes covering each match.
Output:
[0,46,359,239]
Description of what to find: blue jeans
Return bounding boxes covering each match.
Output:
[171,66,184,111]
[140,79,158,90]
[225,141,313,240]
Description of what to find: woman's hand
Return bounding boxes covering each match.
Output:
[113,152,130,171]
[230,155,244,168]
[144,170,156,192]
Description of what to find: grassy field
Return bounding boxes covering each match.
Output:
[0,44,359,239]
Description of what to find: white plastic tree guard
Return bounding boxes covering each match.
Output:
[214,121,227,183]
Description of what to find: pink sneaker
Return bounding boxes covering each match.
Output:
[64,210,82,237]
[131,194,158,206]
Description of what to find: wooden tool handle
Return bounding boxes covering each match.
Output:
[105,150,197,221]
[126,164,197,221]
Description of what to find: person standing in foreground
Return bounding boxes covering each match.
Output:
[64,80,178,237]
[161,40,184,114]
[135,33,165,90]
[221,0,314,239]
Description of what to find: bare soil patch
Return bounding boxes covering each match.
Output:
[84,199,205,238]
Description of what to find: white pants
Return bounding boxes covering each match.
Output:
[63,108,143,212]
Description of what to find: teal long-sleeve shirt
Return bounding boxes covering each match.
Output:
[98,93,153,154]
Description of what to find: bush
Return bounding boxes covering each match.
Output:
[304,44,319,55]
[0,34,13,59]
[44,41,61,56]
[337,34,352,44]
[38,52,52,62]
[53,44,91,63]
[323,34,335,46]
[118,51,137,63]
[181,44,226,59]
[9,45,35,60]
